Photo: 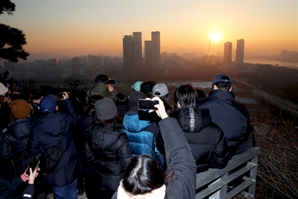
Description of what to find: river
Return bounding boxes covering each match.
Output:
[244,60,298,68]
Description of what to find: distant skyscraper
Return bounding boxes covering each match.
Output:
[123,35,134,69]
[224,42,232,65]
[144,40,152,68]
[151,31,160,67]
[133,32,142,68]
[236,39,245,65]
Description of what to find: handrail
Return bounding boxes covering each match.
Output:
[196,147,260,199]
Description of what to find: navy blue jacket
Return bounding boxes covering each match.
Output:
[28,99,78,187]
[172,107,229,173]
[198,90,255,157]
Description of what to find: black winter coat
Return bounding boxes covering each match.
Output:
[0,118,34,175]
[28,99,78,187]
[198,90,255,157]
[84,124,132,192]
[172,108,229,173]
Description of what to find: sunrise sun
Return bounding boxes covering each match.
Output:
[209,31,222,43]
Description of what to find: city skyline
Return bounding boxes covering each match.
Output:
[2,1,297,58]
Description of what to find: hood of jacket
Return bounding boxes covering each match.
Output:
[88,82,108,97]
[123,113,151,133]
[90,124,124,151]
[208,90,235,101]
[172,108,212,133]
[33,112,67,136]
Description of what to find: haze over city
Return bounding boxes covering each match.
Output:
[2,0,297,58]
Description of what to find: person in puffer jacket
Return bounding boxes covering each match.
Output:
[0,99,34,176]
[172,84,229,173]
[123,91,163,166]
[111,96,197,199]
[28,93,79,199]
[83,98,132,199]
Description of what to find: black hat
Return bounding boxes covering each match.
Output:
[212,74,233,85]
[128,91,146,108]
[95,74,109,84]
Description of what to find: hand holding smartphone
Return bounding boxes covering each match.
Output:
[138,99,159,110]
[26,157,40,176]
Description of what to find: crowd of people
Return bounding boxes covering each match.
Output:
[0,72,255,199]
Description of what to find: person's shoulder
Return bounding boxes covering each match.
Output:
[197,96,211,105]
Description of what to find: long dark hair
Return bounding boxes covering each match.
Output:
[122,155,165,195]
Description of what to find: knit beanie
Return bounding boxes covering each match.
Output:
[39,94,57,113]
[95,98,117,120]
[9,99,31,119]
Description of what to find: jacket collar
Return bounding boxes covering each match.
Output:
[208,90,235,101]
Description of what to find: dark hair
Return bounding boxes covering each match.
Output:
[174,84,197,108]
[140,81,156,95]
[113,92,128,104]
[94,74,109,84]
[122,155,164,195]
[159,94,174,116]
[213,76,232,91]
[195,88,206,100]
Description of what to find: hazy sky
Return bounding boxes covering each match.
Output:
[2,0,297,57]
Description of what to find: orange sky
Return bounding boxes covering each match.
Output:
[2,1,297,57]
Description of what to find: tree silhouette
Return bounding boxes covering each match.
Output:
[0,0,29,62]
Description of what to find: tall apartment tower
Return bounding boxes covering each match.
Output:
[235,39,245,65]
[123,32,143,68]
[123,35,134,69]
[133,32,142,68]
[144,40,152,68]
[151,31,160,67]
[224,42,232,65]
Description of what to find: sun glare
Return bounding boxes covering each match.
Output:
[209,32,222,43]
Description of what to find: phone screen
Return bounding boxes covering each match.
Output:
[138,99,159,110]
[109,79,116,84]
[26,157,40,175]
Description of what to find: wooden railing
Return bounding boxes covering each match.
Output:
[196,147,260,199]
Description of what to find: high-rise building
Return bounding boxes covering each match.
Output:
[123,35,134,69]
[144,40,152,68]
[151,31,160,67]
[235,39,245,65]
[123,31,160,68]
[123,32,143,68]
[133,32,142,68]
[224,42,232,65]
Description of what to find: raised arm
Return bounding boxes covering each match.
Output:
[151,97,197,199]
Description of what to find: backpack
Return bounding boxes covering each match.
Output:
[39,134,65,176]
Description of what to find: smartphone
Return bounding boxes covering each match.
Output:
[138,99,159,110]
[109,79,117,84]
[26,157,40,175]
